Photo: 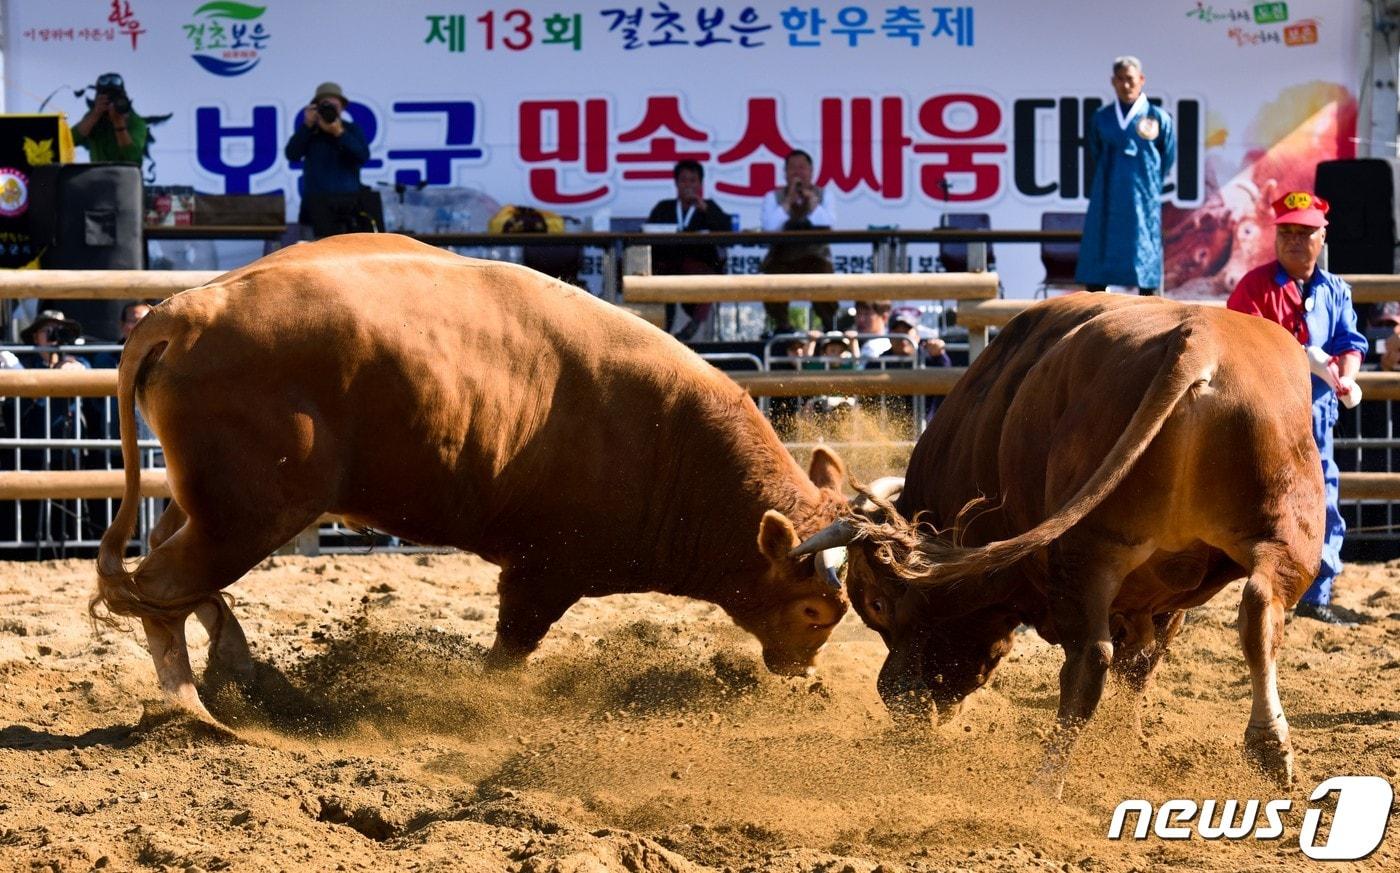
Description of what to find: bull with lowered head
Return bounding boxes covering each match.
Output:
[95,234,857,723]
[797,293,1324,797]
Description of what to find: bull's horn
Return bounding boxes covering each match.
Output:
[866,476,905,501]
[857,476,906,516]
[814,546,848,590]
[790,519,858,557]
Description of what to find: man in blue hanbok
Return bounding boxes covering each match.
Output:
[1076,56,1176,294]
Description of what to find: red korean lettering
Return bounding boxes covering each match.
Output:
[713,97,795,197]
[616,96,711,181]
[911,93,1006,202]
[818,96,911,198]
[519,99,610,204]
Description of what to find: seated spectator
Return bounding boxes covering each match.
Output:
[1371,301,1400,372]
[760,149,837,335]
[878,310,952,430]
[854,300,894,360]
[803,332,857,416]
[646,159,733,341]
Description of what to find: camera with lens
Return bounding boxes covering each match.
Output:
[48,324,80,345]
[316,100,340,123]
[94,73,131,116]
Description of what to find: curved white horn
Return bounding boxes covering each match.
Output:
[866,476,905,501]
[790,519,858,557]
[814,546,848,590]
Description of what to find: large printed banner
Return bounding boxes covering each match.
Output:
[2,0,1366,296]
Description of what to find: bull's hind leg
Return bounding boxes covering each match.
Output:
[194,596,255,688]
[148,500,187,551]
[485,567,580,670]
[1238,550,1296,787]
[133,512,321,722]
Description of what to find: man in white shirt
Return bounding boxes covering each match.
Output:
[759,149,838,334]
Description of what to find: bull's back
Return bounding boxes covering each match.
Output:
[132,234,738,550]
[899,296,1317,545]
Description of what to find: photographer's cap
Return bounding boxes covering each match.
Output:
[21,310,82,344]
[312,81,346,104]
[95,72,124,90]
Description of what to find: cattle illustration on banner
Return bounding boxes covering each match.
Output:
[1,0,1367,295]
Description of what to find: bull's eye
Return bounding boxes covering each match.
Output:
[869,598,886,616]
[803,606,821,621]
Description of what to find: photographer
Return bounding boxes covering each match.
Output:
[284,81,371,238]
[71,72,147,163]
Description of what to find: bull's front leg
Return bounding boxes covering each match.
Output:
[485,569,580,670]
[1238,566,1294,787]
[1036,547,1133,799]
[1111,610,1185,745]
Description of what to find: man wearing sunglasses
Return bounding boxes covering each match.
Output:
[72,72,146,164]
[1227,191,1369,626]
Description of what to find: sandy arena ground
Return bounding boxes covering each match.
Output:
[0,547,1396,872]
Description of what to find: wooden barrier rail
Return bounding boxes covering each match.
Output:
[9,366,1400,400]
[624,271,1000,303]
[0,270,219,300]
[0,464,1394,503]
[0,268,1391,303]
[0,469,169,499]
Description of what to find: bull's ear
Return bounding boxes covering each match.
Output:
[757,510,801,563]
[807,446,846,492]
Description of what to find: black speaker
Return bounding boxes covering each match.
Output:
[28,163,144,341]
[1315,158,1400,274]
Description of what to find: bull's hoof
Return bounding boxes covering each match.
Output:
[1243,726,1295,788]
[483,645,529,673]
[203,657,257,693]
[1031,765,1066,801]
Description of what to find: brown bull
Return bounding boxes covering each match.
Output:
[95,234,855,722]
[797,293,1324,796]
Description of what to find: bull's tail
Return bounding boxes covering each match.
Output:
[91,326,171,627]
[895,318,1213,605]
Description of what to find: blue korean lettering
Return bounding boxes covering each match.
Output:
[601,7,644,49]
[195,105,279,193]
[695,7,733,46]
[730,6,771,47]
[386,101,486,186]
[649,1,689,46]
[830,6,875,46]
[881,5,923,44]
[930,6,974,46]
[780,6,826,46]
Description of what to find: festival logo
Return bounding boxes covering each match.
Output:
[0,169,31,218]
[183,2,271,77]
